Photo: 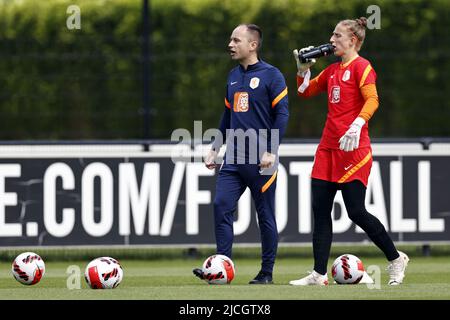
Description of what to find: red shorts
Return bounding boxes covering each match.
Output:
[311,145,373,186]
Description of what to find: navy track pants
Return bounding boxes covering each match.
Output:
[213,163,278,274]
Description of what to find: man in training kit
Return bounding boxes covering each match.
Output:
[193,24,289,284]
[290,17,409,286]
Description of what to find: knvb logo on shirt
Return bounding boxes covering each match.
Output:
[249,77,260,89]
[233,92,249,112]
[342,70,351,82]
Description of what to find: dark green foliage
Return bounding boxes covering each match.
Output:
[0,0,448,139]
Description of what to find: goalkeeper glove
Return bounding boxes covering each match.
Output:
[339,117,366,152]
[293,46,316,77]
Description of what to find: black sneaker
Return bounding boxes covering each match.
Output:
[248,270,273,284]
[193,268,204,280]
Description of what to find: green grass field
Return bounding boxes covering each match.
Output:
[1,256,449,300]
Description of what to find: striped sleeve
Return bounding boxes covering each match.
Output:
[358,63,377,88]
[268,68,289,153]
[359,83,379,122]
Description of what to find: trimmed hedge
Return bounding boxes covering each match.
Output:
[0,0,448,139]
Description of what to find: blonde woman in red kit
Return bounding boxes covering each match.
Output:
[290,17,409,286]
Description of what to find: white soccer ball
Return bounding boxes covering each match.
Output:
[85,257,123,289]
[332,254,365,284]
[11,252,45,285]
[202,254,235,285]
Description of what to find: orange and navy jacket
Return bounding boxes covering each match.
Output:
[213,60,289,164]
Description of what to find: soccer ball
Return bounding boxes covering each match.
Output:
[11,252,45,285]
[85,257,123,289]
[202,254,235,285]
[332,254,365,284]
